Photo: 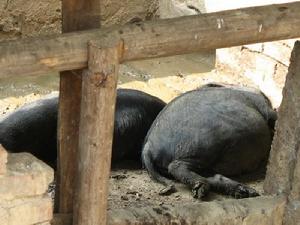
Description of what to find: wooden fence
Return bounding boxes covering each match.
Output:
[1,1,300,225]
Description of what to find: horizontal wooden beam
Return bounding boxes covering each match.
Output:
[1,2,300,77]
[52,196,286,225]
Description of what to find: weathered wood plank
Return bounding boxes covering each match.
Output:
[56,0,102,214]
[56,70,82,213]
[52,196,286,225]
[1,2,300,77]
[72,38,120,225]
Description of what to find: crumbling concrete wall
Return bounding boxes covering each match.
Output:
[0,0,158,41]
[0,145,54,225]
[204,0,298,109]
[158,0,298,108]
[0,0,61,41]
[216,41,296,108]
[159,0,206,17]
[100,0,158,26]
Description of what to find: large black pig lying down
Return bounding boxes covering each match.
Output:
[142,83,277,199]
[0,89,166,169]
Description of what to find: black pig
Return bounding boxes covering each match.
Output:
[142,83,277,199]
[0,89,166,169]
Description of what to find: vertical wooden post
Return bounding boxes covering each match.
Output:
[56,0,102,213]
[73,38,121,225]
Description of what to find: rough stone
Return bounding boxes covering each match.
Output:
[0,145,7,175]
[36,222,51,225]
[263,41,300,225]
[244,43,264,53]
[0,0,61,41]
[263,41,294,67]
[207,0,298,110]
[0,195,53,225]
[216,45,287,108]
[0,153,54,200]
[159,0,206,18]
[101,0,158,26]
[283,200,300,225]
[52,196,286,225]
[0,0,158,41]
[264,41,300,196]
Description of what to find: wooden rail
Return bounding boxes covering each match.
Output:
[1,2,300,225]
[1,2,300,77]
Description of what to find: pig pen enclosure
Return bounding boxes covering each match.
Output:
[1,1,300,225]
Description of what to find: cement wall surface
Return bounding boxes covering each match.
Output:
[0,0,158,41]
[206,0,300,108]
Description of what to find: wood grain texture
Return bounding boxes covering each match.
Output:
[1,2,300,77]
[56,70,82,213]
[56,0,101,214]
[72,39,120,225]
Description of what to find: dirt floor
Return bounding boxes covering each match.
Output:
[107,165,265,210]
[0,53,277,209]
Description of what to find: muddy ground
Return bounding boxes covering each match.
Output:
[0,53,279,209]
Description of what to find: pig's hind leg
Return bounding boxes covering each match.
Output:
[168,160,259,199]
[168,160,210,199]
[207,174,259,198]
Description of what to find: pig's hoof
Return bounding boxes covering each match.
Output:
[231,184,259,199]
[159,184,176,196]
[192,181,210,199]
